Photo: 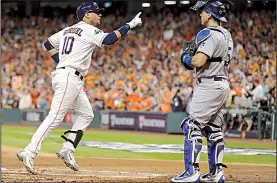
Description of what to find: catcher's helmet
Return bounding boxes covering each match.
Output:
[191,1,232,22]
[76,2,105,21]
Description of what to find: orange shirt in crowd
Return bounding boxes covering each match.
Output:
[140,97,153,111]
[31,90,39,107]
[129,97,141,111]
[47,94,53,109]
[160,101,172,113]
[233,87,242,97]
[251,63,259,73]
[160,91,173,112]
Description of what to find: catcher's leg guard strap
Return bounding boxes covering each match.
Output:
[61,130,83,148]
[203,124,227,174]
[182,117,202,174]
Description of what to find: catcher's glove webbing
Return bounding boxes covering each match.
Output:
[182,39,197,56]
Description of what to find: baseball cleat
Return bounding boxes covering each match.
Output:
[56,148,79,171]
[201,169,225,183]
[171,170,201,183]
[17,151,39,175]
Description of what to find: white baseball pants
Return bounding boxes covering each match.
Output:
[25,67,94,157]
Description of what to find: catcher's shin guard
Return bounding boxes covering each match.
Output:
[182,118,203,174]
[203,124,227,174]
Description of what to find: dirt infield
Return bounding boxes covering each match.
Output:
[1,146,276,183]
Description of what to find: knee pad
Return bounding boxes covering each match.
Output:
[61,130,83,148]
[182,117,203,174]
[181,117,201,136]
[203,124,227,173]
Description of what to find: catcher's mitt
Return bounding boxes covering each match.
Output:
[182,39,197,56]
[180,39,197,70]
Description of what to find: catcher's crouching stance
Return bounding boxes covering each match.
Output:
[17,1,142,175]
[172,1,234,183]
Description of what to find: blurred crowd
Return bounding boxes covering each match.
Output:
[1,5,276,117]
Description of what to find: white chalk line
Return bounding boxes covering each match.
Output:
[2,168,169,179]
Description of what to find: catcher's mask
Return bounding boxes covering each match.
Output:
[76,1,105,21]
[190,1,233,22]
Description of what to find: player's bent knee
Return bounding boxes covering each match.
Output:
[81,108,94,122]
[89,111,94,121]
[88,110,94,121]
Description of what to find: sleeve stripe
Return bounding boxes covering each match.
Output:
[48,38,58,49]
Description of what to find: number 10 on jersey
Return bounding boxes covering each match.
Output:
[62,36,75,54]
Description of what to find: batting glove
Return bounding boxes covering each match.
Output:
[126,12,142,29]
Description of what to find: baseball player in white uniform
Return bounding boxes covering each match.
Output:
[17,1,142,174]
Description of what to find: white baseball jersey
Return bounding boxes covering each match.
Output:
[48,21,108,76]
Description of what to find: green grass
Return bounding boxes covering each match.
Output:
[2,125,276,164]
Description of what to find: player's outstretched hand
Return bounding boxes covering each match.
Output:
[126,12,142,29]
